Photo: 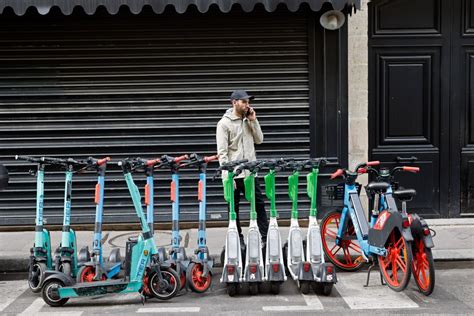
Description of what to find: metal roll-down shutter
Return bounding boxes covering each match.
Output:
[0,6,311,226]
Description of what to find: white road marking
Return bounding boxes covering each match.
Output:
[20,297,83,315]
[302,293,324,309]
[0,280,28,312]
[262,305,322,312]
[137,307,201,313]
[335,273,418,309]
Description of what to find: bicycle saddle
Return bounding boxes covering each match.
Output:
[393,189,416,201]
[366,182,390,193]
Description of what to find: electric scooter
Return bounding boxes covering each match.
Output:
[262,159,287,294]
[283,160,314,293]
[16,155,54,293]
[235,160,266,295]
[160,154,189,290]
[216,159,248,296]
[40,157,82,280]
[76,157,123,282]
[302,158,336,295]
[179,153,219,293]
[41,158,181,307]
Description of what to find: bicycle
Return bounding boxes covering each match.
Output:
[321,161,414,291]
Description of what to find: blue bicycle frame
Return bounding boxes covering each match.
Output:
[336,182,387,259]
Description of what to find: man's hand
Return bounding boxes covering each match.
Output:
[247,107,257,121]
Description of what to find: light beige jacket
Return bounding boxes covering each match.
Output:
[216,108,264,178]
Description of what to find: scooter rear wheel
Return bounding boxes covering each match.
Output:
[270,282,281,294]
[42,279,69,307]
[28,262,47,293]
[321,210,364,271]
[299,281,310,294]
[186,262,212,293]
[227,283,238,297]
[312,282,333,296]
[249,282,259,295]
[411,238,435,295]
[148,267,180,300]
[378,230,413,292]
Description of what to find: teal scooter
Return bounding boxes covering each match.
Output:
[41,157,83,279]
[16,155,54,293]
[76,157,123,282]
[180,153,219,293]
[41,158,181,307]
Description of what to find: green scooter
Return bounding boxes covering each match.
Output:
[41,158,180,307]
[262,159,287,294]
[217,159,248,296]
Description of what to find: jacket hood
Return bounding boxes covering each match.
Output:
[223,108,242,121]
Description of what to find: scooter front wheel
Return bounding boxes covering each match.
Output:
[378,230,413,292]
[186,262,212,293]
[28,262,47,293]
[411,238,435,295]
[321,210,364,271]
[148,267,180,300]
[42,279,69,307]
[76,265,106,283]
[59,262,71,276]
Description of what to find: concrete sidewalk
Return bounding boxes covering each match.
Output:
[0,218,473,272]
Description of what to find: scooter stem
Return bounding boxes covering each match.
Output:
[307,167,319,217]
[288,170,299,219]
[265,169,278,218]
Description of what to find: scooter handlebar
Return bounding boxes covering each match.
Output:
[15,155,43,163]
[403,166,420,173]
[173,154,189,163]
[97,157,111,166]
[204,154,219,163]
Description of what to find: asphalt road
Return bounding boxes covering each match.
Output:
[0,262,472,315]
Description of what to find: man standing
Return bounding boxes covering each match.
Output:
[216,90,269,246]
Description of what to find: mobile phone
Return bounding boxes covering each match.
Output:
[245,109,251,117]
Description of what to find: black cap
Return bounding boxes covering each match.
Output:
[230,90,254,101]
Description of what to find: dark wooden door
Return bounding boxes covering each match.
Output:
[368,0,452,218]
[455,0,474,216]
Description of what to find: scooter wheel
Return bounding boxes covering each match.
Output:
[270,282,280,295]
[411,238,435,296]
[227,283,238,297]
[186,262,212,293]
[249,283,259,295]
[312,282,333,296]
[76,265,106,283]
[378,230,413,292]
[59,262,71,276]
[299,281,310,294]
[148,267,180,300]
[42,279,69,307]
[28,262,47,293]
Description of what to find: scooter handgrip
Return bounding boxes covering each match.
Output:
[97,157,111,166]
[358,168,367,174]
[366,161,380,166]
[330,169,344,179]
[403,166,420,173]
[173,155,189,163]
[204,155,219,163]
[146,158,160,167]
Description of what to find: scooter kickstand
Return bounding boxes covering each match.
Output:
[364,260,376,287]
